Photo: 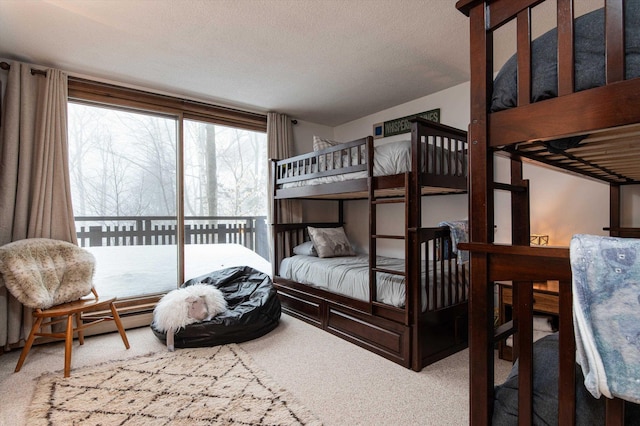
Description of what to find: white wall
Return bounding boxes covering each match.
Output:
[525,163,609,246]
[334,81,471,142]
[621,185,640,227]
[289,119,339,223]
[291,119,333,156]
[491,157,609,246]
[291,79,618,255]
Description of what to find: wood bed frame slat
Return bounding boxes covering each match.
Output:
[558,0,575,96]
[606,0,625,83]
[517,9,532,106]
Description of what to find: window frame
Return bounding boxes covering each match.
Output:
[67,77,267,319]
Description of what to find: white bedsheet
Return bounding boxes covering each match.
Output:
[279,254,468,311]
[282,139,463,189]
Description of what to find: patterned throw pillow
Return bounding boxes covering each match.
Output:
[312,135,363,171]
[307,226,355,258]
[313,136,342,171]
[312,135,340,152]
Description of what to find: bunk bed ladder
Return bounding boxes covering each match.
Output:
[368,173,411,325]
[492,157,532,359]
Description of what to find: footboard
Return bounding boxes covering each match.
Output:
[420,226,469,311]
[459,243,579,424]
[411,118,468,192]
[412,227,469,369]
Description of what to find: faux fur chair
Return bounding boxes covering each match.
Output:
[0,238,130,377]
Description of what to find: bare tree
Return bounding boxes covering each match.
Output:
[68,106,266,222]
[205,124,218,216]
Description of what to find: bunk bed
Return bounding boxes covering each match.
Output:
[271,118,469,371]
[456,0,640,424]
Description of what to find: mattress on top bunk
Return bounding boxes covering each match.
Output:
[492,1,640,112]
[281,139,464,189]
[279,254,468,311]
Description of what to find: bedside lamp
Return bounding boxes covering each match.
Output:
[530,234,549,246]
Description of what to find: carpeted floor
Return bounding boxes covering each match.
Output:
[27,344,320,425]
[0,314,513,425]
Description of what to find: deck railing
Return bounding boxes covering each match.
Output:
[74,215,269,260]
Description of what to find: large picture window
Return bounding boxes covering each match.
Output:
[182,119,269,280]
[67,79,268,306]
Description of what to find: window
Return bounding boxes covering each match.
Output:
[67,79,268,307]
[68,103,178,299]
[182,120,269,279]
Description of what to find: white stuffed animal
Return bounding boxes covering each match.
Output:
[153,283,227,351]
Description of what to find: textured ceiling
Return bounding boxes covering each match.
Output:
[0,0,602,127]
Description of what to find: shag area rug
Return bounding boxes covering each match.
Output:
[28,344,321,425]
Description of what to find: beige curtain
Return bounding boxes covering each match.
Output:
[267,112,302,263]
[0,61,75,349]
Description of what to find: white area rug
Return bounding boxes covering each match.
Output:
[28,344,321,425]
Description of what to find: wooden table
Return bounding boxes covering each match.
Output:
[497,280,559,361]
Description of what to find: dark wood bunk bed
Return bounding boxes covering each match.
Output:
[456,0,640,424]
[270,118,469,371]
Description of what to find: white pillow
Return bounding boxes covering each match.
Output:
[292,241,317,256]
[307,226,356,258]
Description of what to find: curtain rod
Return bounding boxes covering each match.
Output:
[1,61,295,123]
[0,61,47,76]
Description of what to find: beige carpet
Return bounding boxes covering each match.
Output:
[27,344,321,425]
[1,315,513,425]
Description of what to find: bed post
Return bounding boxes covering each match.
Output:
[458,0,495,424]
[270,159,279,278]
[410,122,422,369]
[610,184,621,236]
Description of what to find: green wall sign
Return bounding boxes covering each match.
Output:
[373,108,440,139]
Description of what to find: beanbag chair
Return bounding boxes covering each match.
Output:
[151,265,281,347]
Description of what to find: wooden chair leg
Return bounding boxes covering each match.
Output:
[76,312,85,345]
[110,303,130,349]
[64,315,74,378]
[15,317,43,372]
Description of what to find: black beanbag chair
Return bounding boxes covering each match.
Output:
[151,265,281,347]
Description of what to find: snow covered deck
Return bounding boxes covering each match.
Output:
[87,243,271,299]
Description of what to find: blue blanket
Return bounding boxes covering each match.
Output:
[438,220,469,265]
[571,234,640,404]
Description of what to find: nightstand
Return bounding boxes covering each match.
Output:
[497,280,559,361]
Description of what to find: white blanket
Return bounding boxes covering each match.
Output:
[571,234,640,403]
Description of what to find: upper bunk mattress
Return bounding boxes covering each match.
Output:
[492,1,640,112]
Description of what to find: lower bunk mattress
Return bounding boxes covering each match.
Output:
[494,333,640,425]
[279,254,468,311]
